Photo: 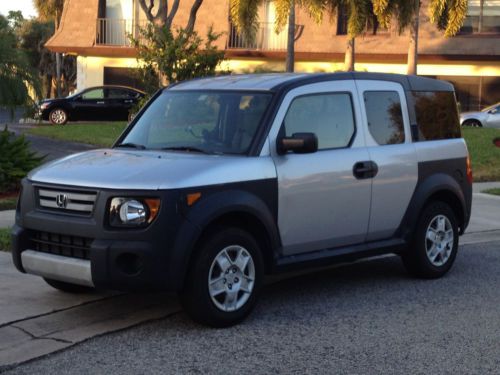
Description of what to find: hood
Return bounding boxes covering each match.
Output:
[28,149,277,190]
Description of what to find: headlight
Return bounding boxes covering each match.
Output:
[109,197,160,227]
[39,102,50,110]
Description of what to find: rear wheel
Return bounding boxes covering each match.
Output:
[462,119,482,127]
[44,278,95,293]
[49,108,68,125]
[402,201,459,279]
[180,227,264,327]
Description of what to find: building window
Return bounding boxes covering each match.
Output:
[460,0,500,34]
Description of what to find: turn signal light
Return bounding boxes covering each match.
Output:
[466,154,473,184]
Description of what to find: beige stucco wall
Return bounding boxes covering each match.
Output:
[76,56,141,90]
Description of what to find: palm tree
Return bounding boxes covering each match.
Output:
[373,0,468,75]
[230,0,323,72]
[33,0,64,97]
[0,16,40,115]
[325,0,373,71]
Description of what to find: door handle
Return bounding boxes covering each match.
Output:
[353,161,378,179]
[96,101,105,104]
[124,99,133,103]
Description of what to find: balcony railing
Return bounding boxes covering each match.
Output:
[96,18,147,46]
[227,22,304,51]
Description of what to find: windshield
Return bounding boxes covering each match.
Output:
[118,90,272,155]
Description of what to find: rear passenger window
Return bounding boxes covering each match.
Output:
[364,91,404,145]
[283,93,355,150]
[412,91,461,140]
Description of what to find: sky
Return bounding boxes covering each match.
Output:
[0,0,38,18]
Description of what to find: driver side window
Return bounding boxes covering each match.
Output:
[282,93,356,150]
[81,88,104,100]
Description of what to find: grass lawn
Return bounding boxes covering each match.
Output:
[0,197,17,211]
[27,122,128,147]
[0,228,11,252]
[483,188,500,196]
[462,128,500,182]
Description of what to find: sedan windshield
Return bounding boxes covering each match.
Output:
[118,90,272,155]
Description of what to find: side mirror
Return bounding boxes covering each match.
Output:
[277,132,318,155]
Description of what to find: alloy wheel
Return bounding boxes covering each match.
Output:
[425,214,454,267]
[208,245,255,312]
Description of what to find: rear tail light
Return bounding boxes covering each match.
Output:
[466,153,473,184]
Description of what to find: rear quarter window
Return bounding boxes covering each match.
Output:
[412,91,461,140]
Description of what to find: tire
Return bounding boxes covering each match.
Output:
[44,278,95,293]
[462,119,482,128]
[180,227,264,327]
[49,108,68,125]
[402,201,459,279]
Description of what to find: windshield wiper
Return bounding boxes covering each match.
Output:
[115,142,146,150]
[161,146,211,154]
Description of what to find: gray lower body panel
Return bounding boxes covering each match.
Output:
[21,250,94,287]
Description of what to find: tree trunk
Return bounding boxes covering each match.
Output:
[478,0,484,33]
[45,74,53,99]
[286,0,295,73]
[407,0,420,75]
[55,53,62,98]
[344,38,355,72]
[55,15,62,98]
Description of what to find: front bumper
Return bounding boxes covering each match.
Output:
[12,180,199,292]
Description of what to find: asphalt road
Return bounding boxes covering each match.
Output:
[2,242,499,375]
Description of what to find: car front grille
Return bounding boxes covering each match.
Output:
[37,187,97,215]
[30,230,92,260]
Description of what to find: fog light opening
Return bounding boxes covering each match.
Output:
[116,253,143,276]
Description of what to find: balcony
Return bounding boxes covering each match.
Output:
[96,18,147,46]
[227,22,304,51]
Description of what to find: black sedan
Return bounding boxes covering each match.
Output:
[38,86,145,125]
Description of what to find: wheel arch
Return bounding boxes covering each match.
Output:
[168,189,281,291]
[398,173,467,243]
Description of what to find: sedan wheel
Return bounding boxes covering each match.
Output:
[49,108,68,125]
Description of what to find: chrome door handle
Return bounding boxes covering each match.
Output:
[97,101,105,104]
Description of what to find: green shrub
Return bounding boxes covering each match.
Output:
[0,126,43,193]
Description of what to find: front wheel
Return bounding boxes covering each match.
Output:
[402,201,459,279]
[49,108,68,125]
[180,227,264,327]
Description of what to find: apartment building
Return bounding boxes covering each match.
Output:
[46,0,500,111]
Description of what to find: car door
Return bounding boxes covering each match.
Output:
[485,105,500,128]
[268,81,372,256]
[106,88,137,120]
[73,88,108,120]
[354,80,418,241]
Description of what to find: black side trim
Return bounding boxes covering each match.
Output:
[167,179,281,290]
[397,157,472,242]
[275,238,406,272]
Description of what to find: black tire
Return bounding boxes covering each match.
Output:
[462,119,482,128]
[180,227,264,327]
[402,201,459,279]
[44,278,95,293]
[49,108,68,125]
